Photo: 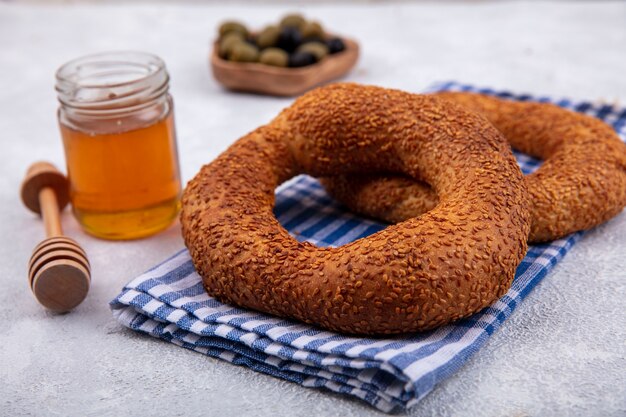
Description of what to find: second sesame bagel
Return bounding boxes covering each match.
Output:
[322,92,626,242]
[181,84,531,335]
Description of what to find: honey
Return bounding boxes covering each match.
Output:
[60,110,180,239]
[56,52,182,240]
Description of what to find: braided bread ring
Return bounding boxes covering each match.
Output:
[181,84,530,335]
[323,92,626,242]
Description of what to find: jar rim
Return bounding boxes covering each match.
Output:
[55,51,169,113]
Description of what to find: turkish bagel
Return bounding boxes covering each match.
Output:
[181,84,531,335]
[323,92,626,242]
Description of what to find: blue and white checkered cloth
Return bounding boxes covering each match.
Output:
[111,82,626,413]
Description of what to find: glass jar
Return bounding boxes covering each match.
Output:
[56,51,181,240]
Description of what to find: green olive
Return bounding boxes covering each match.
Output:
[296,42,329,61]
[301,21,324,39]
[219,21,248,38]
[259,48,289,67]
[219,32,245,58]
[257,25,280,49]
[229,43,260,62]
[280,14,305,29]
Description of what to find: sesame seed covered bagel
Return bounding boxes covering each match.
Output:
[181,84,530,335]
[323,92,626,242]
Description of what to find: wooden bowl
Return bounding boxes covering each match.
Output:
[211,37,360,97]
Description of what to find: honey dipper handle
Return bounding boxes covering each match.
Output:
[39,187,63,237]
[20,161,70,215]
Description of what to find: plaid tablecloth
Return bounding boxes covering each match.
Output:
[111,82,626,413]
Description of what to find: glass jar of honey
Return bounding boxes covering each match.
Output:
[56,51,181,240]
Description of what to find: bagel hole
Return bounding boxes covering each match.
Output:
[273,148,544,248]
[274,175,391,248]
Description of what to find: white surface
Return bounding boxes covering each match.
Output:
[1,2,625,416]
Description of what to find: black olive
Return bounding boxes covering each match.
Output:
[288,51,317,67]
[301,36,325,45]
[326,37,346,54]
[277,27,303,53]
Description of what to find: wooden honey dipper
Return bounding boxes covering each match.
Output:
[20,162,90,312]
